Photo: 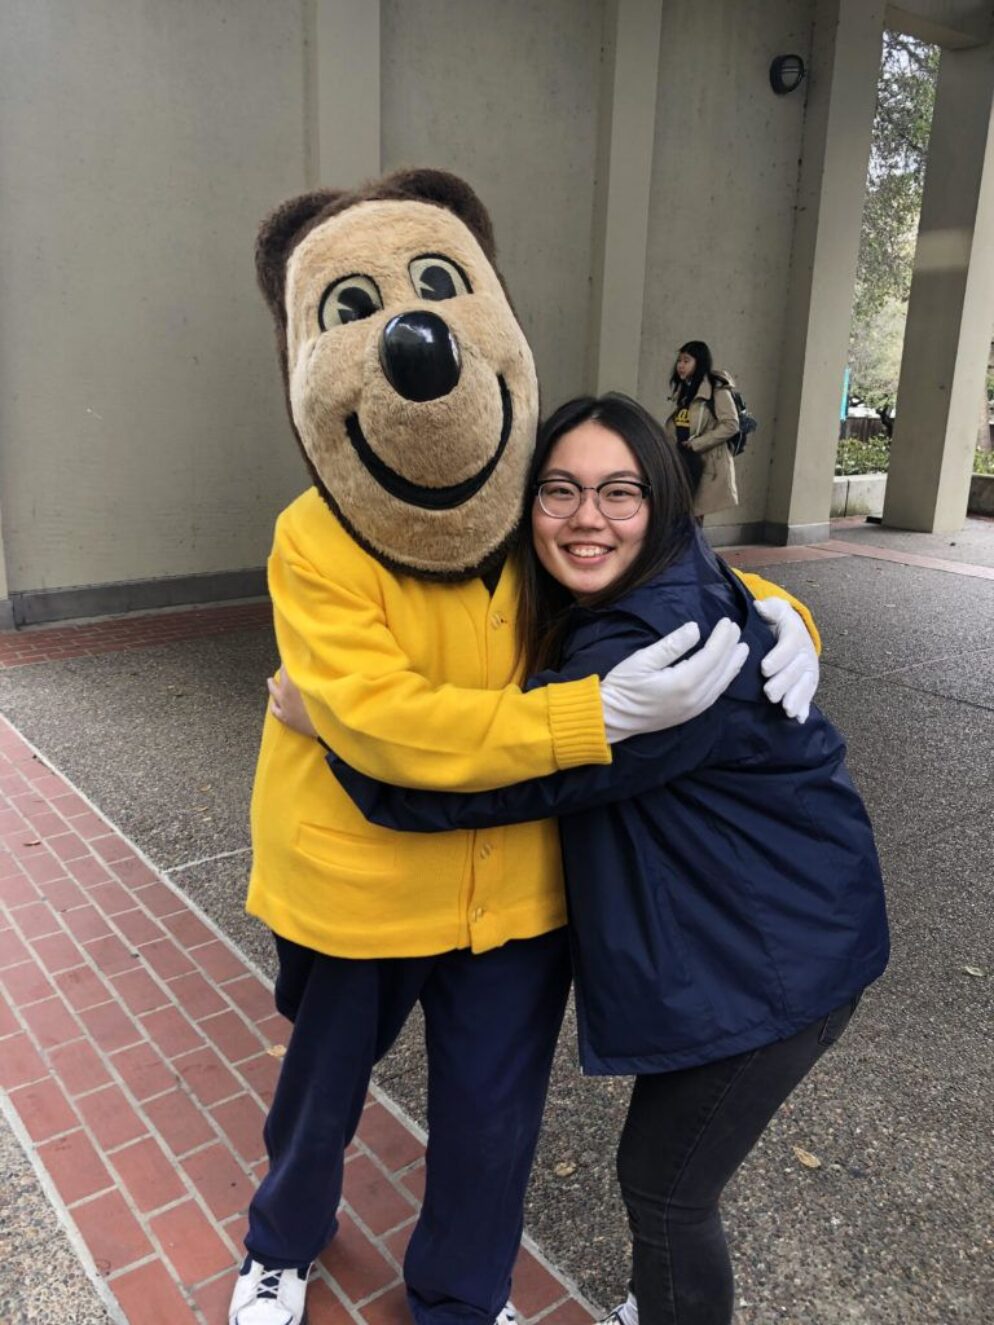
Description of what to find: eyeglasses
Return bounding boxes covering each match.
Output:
[534,478,651,521]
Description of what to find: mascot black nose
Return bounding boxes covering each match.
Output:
[379,311,461,402]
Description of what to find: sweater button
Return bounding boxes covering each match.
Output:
[479,843,492,859]
[472,906,486,922]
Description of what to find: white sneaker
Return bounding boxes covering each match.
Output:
[495,1307,518,1325]
[228,1259,311,1325]
[599,1293,639,1325]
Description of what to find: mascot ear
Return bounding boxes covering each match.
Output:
[383,168,496,262]
[256,189,344,323]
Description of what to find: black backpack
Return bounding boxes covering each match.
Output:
[708,376,757,456]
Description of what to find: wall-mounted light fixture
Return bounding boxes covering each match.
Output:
[769,54,806,95]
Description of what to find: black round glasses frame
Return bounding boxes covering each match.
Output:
[534,479,651,521]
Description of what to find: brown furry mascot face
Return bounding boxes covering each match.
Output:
[257,170,538,580]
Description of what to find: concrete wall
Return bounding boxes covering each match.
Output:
[638,0,815,535]
[381,0,604,410]
[3,0,990,619]
[0,1,312,613]
[0,0,606,619]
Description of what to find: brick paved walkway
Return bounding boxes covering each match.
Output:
[3,525,990,1323]
[0,712,595,1325]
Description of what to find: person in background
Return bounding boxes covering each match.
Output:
[664,340,739,518]
[289,393,889,1325]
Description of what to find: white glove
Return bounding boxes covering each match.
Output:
[753,597,819,722]
[599,618,749,744]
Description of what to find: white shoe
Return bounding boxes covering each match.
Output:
[228,1259,311,1325]
[599,1293,639,1325]
[495,1306,518,1325]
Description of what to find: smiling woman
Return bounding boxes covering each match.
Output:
[532,421,651,598]
[319,392,887,1325]
[519,393,700,675]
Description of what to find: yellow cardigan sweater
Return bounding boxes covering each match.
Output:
[247,488,820,958]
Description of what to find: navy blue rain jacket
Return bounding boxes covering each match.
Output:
[329,529,890,1075]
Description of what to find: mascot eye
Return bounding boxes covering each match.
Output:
[318,275,383,330]
[409,255,472,302]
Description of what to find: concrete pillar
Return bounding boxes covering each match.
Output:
[587,0,663,396]
[309,0,381,187]
[882,40,994,532]
[765,0,886,544]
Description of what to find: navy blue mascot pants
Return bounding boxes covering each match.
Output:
[245,929,572,1325]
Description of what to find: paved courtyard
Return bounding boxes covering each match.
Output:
[1,517,992,1324]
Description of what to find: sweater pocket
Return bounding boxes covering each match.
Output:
[296,820,398,875]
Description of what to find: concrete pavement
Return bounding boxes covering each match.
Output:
[1,518,992,1324]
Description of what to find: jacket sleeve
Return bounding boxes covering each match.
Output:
[270,517,610,792]
[731,570,822,655]
[688,385,738,454]
[326,619,724,832]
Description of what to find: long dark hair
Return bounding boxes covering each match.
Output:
[669,339,723,403]
[515,393,695,676]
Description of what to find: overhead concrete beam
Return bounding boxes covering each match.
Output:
[885,2,992,49]
[882,39,994,531]
[587,0,663,396]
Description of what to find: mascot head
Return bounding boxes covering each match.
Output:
[257,168,539,580]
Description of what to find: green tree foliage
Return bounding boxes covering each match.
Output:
[848,32,937,426]
[852,33,938,329]
[848,297,906,428]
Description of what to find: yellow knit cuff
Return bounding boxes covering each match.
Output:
[734,572,823,656]
[547,673,612,769]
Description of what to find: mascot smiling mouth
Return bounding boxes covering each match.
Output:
[345,377,513,511]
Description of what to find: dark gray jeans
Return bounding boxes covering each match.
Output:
[616,999,861,1325]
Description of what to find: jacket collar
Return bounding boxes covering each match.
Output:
[637,524,724,590]
[669,369,734,404]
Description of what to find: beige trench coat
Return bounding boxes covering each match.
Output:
[662,372,739,517]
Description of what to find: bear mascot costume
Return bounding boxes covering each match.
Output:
[230,169,820,1325]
